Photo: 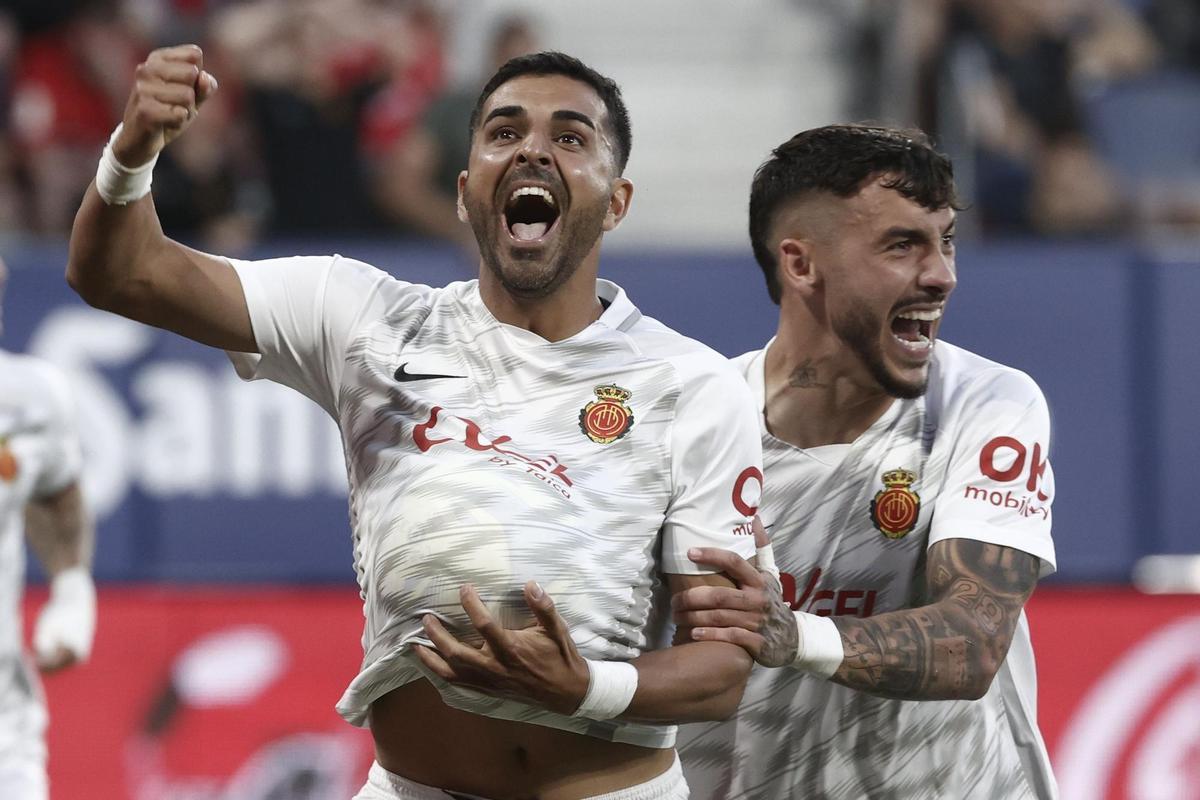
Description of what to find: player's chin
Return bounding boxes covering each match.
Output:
[884,362,930,399]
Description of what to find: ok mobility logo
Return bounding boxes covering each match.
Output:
[962,436,1051,521]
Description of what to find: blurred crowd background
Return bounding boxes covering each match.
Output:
[3,2,1200,797]
[1,0,1199,253]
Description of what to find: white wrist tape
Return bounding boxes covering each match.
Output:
[791,612,843,678]
[573,659,638,720]
[34,566,97,662]
[756,541,781,590]
[95,123,158,205]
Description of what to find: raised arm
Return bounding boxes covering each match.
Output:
[67,44,254,353]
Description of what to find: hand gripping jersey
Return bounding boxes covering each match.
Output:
[227,256,763,748]
[0,352,83,767]
[679,341,1058,799]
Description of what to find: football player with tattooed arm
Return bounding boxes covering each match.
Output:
[66,45,765,800]
[673,125,1060,800]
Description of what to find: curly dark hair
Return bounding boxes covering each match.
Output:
[469,51,632,174]
[749,124,963,304]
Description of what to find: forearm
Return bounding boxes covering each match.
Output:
[67,186,171,312]
[829,603,1000,701]
[25,484,93,577]
[622,641,751,723]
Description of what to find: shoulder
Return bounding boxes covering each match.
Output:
[929,342,1047,415]
[0,352,73,417]
[0,351,67,393]
[729,347,766,379]
[621,314,751,398]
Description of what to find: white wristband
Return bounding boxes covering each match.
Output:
[34,566,97,663]
[573,659,638,720]
[95,123,158,205]
[791,612,843,679]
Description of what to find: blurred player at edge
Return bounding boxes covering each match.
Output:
[673,125,1059,799]
[0,258,96,800]
[66,46,764,799]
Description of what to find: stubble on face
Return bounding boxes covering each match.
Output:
[464,172,609,299]
[832,303,929,399]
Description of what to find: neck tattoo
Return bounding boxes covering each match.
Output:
[788,359,826,389]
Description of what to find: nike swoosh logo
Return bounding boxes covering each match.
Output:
[394,362,466,382]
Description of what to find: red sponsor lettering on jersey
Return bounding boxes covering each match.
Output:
[979,436,1050,500]
[732,467,763,517]
[413,406,573,497]
[780,568,878,618]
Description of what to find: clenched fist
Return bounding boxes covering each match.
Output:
[113,44,218,169]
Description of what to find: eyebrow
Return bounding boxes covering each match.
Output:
[482,106,597,132]
[484,105,525,126]
[552,110,596,130]
[879,226,931,245]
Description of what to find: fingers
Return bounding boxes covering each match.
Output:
[413,643,458,682]
[422,613,492,672]
[672,583,763,613]
[459,585,509,655]
[690,625,764,659]
[196,71,219,107]
[674,608,765,631]
[687,547,764,589]
[752,515,770,548]
[150,43,205,67]
[523,581,572,649]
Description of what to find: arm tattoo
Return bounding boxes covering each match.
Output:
[830,539,1039,700]
[788,359,826,388]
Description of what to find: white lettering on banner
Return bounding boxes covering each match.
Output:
[1055,614,1200,800]
[27,307,348,518]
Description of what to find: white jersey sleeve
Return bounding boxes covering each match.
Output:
[27,361,82,498]
[929,367,1057,576]
[660,361,762,574]
[225,255,426,416]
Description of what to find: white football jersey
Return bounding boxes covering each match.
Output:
[0,352,82,656]
[679,341,1058,799]
[227,255,763,749]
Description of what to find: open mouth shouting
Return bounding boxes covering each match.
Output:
[504,185,561,245]
[889,306,942,359]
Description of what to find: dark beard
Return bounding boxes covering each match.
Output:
[833,305,929,399]
[465,187,608,300]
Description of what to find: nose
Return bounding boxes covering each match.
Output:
[920,248,957,297]
[515,132,552,168]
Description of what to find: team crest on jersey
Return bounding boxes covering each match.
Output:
[870,468,920,539]
[579,385,634,444]
[0,437,16,482]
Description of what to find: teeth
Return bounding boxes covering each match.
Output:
[893,333,933,349]
[896,309,942,321]
[509,186,556,206]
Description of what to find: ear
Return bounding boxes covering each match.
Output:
[601,177,634,232]
[456,170,469,223]
[777,238,820,297]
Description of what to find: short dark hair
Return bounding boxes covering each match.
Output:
[749,124,963,304]
[468,51,632,173]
